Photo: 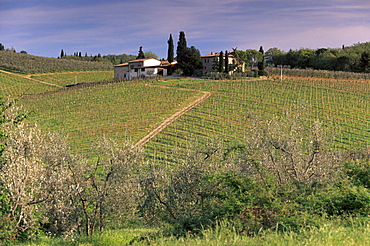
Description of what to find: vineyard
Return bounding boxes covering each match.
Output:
[20,79,202,153]
[0,71,58,98]
[0,50,112,74]
[2,69,368,158]
[30,70,114,87]
[144,77,369,161]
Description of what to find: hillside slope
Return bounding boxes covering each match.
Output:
[0,50,112,74]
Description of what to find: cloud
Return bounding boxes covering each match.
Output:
[1,0,370,57]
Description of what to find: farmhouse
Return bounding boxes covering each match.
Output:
[114,58,176,80]
[201,52,240,74]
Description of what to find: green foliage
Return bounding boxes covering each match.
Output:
[175,31,202,76]
[359,51,370,72]
[345,155,370,188]
[246,49,262,69]
[136,46,145,59]
[0,191,16,245]
[103,54,137,65]
[257,70,268,76]
[176,31,187,62]
[257,46,265,71]
[218,51,224,73]
[252,69,258,77]
[167,34,174,64]
[177,46,202,76]
[266,67,370,79]
[231,48,249,69]
[267,42,370,72]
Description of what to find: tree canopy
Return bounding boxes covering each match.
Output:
[176,31,202,76]
[266,42,370,72]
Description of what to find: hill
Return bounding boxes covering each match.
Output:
[1,70,369,245]
[10,71,367,157]
[0,50,113,74]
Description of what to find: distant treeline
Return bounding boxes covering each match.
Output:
[266,42,370,73]
[59,49,137,65]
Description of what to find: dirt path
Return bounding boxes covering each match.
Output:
[131,77,268,149]
[0,69,63,88]
[132,84,211,150]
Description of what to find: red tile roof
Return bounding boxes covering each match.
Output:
[114,62,129,67]
[160,60,177,66]
[201,52,234,58]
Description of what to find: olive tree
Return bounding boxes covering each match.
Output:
[0,102,144,238]
[244,106,343,186]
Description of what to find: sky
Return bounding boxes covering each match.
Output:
[1,0,370,58]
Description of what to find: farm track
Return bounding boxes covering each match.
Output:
[132,77,267,149]
[0,69,62,88]
[132,84,212,150]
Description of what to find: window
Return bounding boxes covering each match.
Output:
[141,68,145,71]
[130,65,134,69]
[134,68,138,72]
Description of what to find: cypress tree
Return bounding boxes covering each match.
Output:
[176,31,187,64]
[258,46,265,71]
[0,43,4,51]
[167,34,174,63]
[224,50,229,74]
[136,46,145,59]
[60,49,64,58]
[219,51,224,72]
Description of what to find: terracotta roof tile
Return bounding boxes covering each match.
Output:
[201,53,234,58]
[114,62,129,67]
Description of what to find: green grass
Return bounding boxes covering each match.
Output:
[21,228,159,246]
[20,221,370,246]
